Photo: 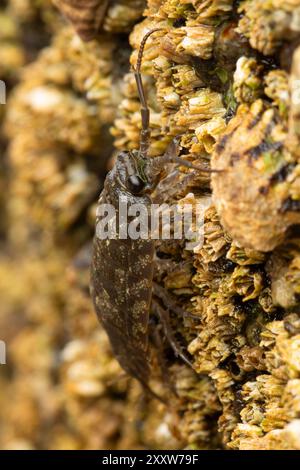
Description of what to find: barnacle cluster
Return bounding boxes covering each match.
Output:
[1,0,300,451]
[238,0,300,56]
[4,26,120,248]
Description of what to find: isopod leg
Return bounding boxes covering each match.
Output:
[152,171,198,204]
[153,282,199,320]
[149,321,178,397]
[151,296,194,369]
[153,136,220,173]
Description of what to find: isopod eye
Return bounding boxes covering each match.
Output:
[127,174,145,194]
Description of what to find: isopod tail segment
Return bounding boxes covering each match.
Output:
[133,29,223,176]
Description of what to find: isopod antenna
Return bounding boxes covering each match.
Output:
[133,28,163,160]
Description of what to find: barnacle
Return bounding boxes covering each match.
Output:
[173,366,222,449]
[233,57,264,104]
[267,238,300,308]
[264,70,289,118]
[228,266,263,302]
[211,99,300,252]
[103,0,146,33]
[288,46,300,158]
[226,244,266,266]
[238,0,300,56]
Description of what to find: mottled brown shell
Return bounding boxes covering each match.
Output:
[90,153,155,389]
[53,0,109,41]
